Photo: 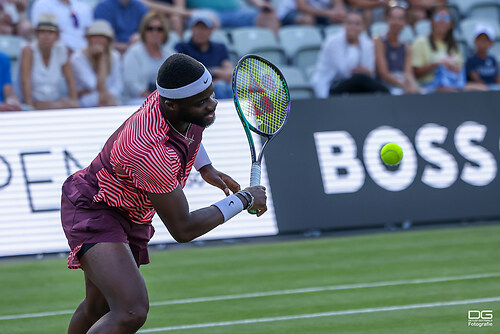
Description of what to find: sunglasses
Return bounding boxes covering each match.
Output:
[146,26,164,32]
[433,13,451,22]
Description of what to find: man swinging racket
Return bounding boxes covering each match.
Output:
[61,53,267,334]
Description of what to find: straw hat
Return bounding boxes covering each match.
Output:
[36,13,59,32]
[86,20,115,40]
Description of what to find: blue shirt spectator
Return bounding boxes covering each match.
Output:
[175,10,233,99]
[94,0,148,52]
[466,55,499,85]
[175,40,230,71]
[0,52,12,103]
[0,51,22,110]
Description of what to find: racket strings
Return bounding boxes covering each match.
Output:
[235,58,289,135]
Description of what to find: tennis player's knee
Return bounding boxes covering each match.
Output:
[116,304,148,330]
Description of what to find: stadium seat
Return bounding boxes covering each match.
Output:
[0,35,25,77]
[449,0,500,21]
[414,19,431,37]
[323,24,344,37]
[280,66,314,99]
[488,41,500,62]
[369,22,415,43]
[278,25,322,66]
[459,18,500,49]
[231,27,287,65]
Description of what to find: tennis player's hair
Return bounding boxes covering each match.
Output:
[157,53,205,89]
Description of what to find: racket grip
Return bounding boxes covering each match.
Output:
[249,162,261,186]
[248,162,261,214]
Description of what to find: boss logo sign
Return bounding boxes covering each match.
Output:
[468,310,493,327]
[314,121,497,194]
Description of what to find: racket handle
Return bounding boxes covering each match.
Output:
[248,162,261,214]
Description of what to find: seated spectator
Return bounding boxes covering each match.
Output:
[0,9,14,34]
[30,0,93,52]
[139,0,189,37]
[70,20,123,107]
[345,0,389,24]
[186,0,280,34]
[311,10,389,98]
[0,0,32,41]
[277,0,346,26]
[175,10,233,99]
[0,50,21,111]
[20,14,79,109]
[465,24,499,90]
[94,0,148,54]
[123,11,174,105]
[374,2,420,94]
[411,6,464,93]
[407,0,447,27]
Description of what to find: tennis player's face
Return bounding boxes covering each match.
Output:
[178,86,218,128]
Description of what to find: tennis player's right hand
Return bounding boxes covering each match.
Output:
[245,186,267,217]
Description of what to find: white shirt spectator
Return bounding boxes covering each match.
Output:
[31,0,92,51]
[30,40,68,101]
[70,49,123,107]
[122,42,174,105]
[311,30,375,98]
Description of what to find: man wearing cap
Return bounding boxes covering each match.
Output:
[175,10,233,99]
[31,0,93,51]
[61,53,267,333]
[465,24,499,89]
[20,13,79,110]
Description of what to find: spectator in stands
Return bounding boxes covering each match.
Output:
[0,8,14,34]
[374,2,420,94]
[186,0,280,34]
[311,10,389,98]
[140,0,188,37]
[407,0,447,27]
[411,6,464,93]
[1,0,31,39]
[0,50,21,111]
[70,20,123,107]
[20,14,79,109]
[123,11,174,105]
[465,24,499,90]
[94,0,149,54]
[345,0,389,24]
[175,10,233,99]
[31,0,93,52]
[277,0,346,26]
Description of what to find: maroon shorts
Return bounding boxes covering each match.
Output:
[61,175,155,269]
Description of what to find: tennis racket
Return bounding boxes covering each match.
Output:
[232,54,291,214]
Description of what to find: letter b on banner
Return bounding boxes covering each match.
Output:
[314,131,365,194]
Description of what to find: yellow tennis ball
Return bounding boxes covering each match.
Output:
[380,143,403,165]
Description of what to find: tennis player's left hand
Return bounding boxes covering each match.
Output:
[199,164,241,196]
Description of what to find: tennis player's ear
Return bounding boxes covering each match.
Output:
[162,98,178,112]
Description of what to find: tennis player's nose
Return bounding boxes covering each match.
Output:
[208,95,218,110]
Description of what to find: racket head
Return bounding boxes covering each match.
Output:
[232,55,291,137]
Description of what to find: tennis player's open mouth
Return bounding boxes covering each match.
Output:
[206,111,215,119]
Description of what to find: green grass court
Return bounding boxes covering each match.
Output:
[1,223,499,333]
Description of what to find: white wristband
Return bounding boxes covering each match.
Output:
[212,194,244,222]
[194,143,212,171]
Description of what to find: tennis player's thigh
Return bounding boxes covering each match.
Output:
[80,242,149,311]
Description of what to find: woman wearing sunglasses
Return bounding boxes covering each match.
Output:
[123,12,175,105]
[411,6,464,93]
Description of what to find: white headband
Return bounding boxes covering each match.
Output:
[156,67,213,99]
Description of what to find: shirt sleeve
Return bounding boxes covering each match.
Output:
[311,36,338,98]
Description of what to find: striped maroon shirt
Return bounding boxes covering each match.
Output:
[74,91,204,225]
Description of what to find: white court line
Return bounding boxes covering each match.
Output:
[138,296,500,333]
[1,272,499,321]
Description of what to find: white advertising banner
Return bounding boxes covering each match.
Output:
[0,101,277,257]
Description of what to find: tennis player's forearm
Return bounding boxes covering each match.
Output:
[160,195,248,243]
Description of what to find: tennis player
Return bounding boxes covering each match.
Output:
[61,53,267,333]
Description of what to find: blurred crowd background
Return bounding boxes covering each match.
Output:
[0,0,499,111]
